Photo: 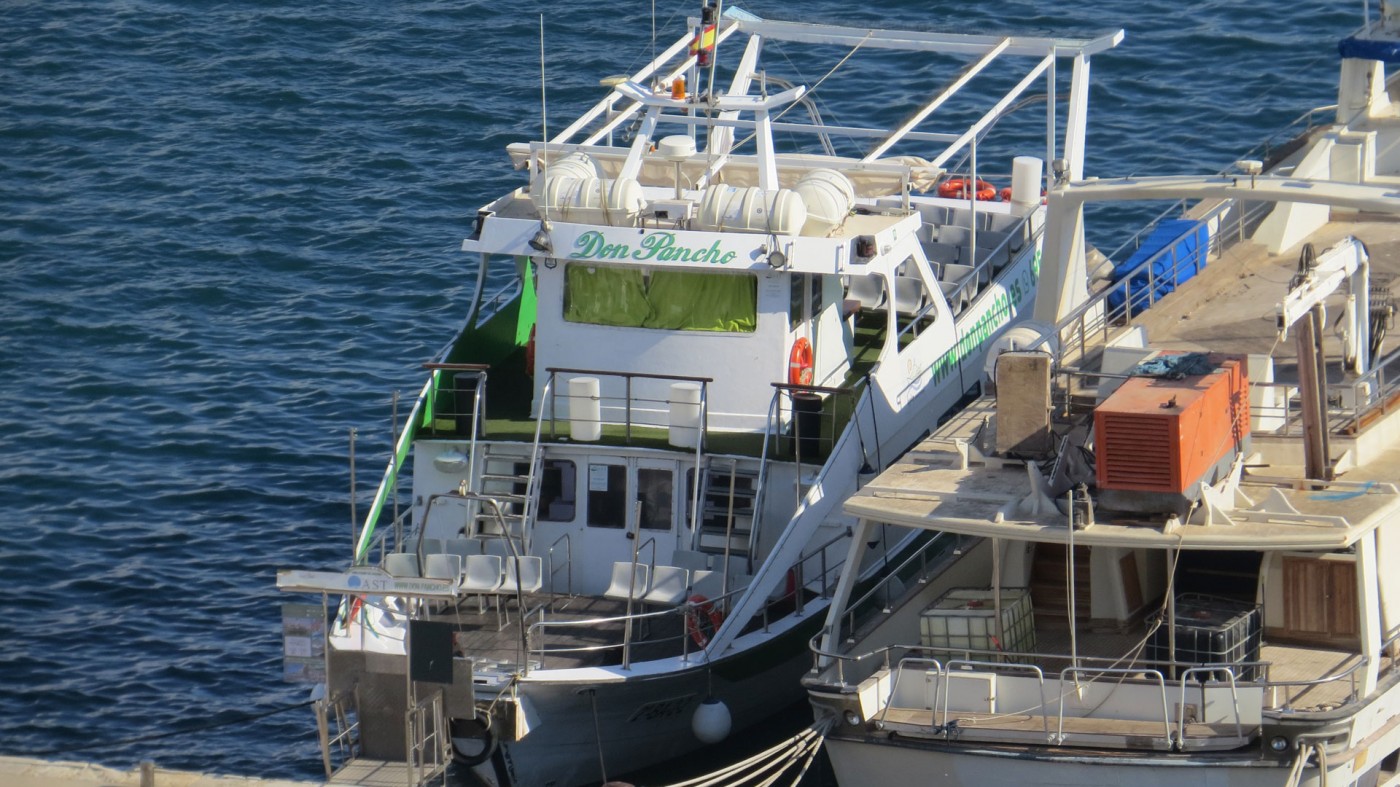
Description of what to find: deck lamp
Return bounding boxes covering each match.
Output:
[528,220,553,254]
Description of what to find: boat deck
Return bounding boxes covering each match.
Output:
[1133,216,1400,373]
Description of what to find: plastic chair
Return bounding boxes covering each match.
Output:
[894,276,927,315]
[847,274,886,310]
[419,538,444,557]
[644,565,689,606]
[385,553,420,578]
[689,569,723,600]
[672,550,710,572]
[502,555,544,595]
[462,554,504,593]
[447,539,481,561]
[424,553,463,581]
[603,562,650,602]
[483,538,512,558]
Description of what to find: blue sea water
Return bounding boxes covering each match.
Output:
[0,0,1364,781]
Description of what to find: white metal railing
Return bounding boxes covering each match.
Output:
[315,690,360,780]
[405,689,450,787]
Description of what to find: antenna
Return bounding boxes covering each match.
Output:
[538,14,551,230]
[539,14,549,152]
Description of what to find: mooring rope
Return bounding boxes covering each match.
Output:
[656,718,832,787]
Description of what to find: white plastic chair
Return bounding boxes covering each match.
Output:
[644,565,689,606]
[462,554,504,593]
[423,553,463,582]
[847,274,886,310]
[603,562,650,602]
[447,538,480,560]
[385,553,420,578]
[672,550,710,572]
[502,556,544,595]
[689,569,723,601]
[894,276,927,315]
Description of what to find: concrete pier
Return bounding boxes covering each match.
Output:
[0,756,320,787]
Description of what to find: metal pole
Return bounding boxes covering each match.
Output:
[1297,306,1333,482]
[349,427,358,558]
[391,391,400,541]
[1167,548,1177,680]
[992,538,1004,661]
[623,499,642,669]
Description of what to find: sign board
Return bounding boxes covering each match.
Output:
[276,568,459,598]
[281,603,326,684]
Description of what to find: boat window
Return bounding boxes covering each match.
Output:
[637,468,673,531]
[586,463,627,528]
[789,274,805,331]
[538,459,576,522]
[564,263,756,332]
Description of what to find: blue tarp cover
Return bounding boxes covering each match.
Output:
[1107,219,1209,311]
[1339,36,1400,64]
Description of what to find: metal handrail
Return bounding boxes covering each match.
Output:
[905,212,1043,344]
[544,367,713,443]
[1057,666,1171,748]
[840,531,953,645]
[1052,196,1268,368]
[405,689,449,787]
[945,659,1050,740]
[793,528,854,603]
[878,657,944,729]
[525,580,754,668]
[547,532,572,600]
[808,632,1394,721]
[1177,668,1245,749]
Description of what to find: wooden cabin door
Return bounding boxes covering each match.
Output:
[1280,556,1358,646]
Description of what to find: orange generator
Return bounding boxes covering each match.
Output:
[1094,353,1250,515]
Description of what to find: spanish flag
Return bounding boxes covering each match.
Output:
[689,24,716,56]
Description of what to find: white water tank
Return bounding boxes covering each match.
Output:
[793,169,855,237]
[568,376,601,441]
[695,184,807,236]
[1009,156,1044,207]
[533,175,646,227]
[668,383,702,449]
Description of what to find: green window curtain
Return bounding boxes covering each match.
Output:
[643,269,756,332]
[563,264,651,327]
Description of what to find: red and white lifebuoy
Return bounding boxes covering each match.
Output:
[685,594,725,647]
[788,337,814,386]
[938,178,997,201]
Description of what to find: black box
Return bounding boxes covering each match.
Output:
[1146,594,1261,682]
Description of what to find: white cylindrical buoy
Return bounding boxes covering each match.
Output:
[668,383,702,448]
[569,377,602,441]
[1010,156,1044,206]
[692,696,732,744]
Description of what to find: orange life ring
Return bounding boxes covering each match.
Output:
[938,178,997,201]
[685,594,725,647]
[999,187,1013,202]
[788,337,814,386]
[524,325,536,377]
